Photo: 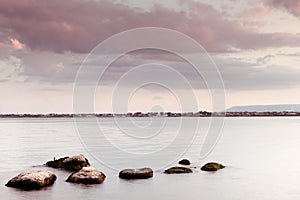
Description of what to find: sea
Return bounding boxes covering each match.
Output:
[0,117,300,200]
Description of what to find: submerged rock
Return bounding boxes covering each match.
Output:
[178,159,191,165]
[119,168,153,179]
[46,155,90,171]
[200,162,225,171]
[66,167,106,184]
[164,166,192,174]
[5,170,56,190]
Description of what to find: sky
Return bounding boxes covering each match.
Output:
[0,0,300,113]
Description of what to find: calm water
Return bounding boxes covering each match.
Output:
[0,117,300,200]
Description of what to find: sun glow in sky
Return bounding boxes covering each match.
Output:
[0,0,299,113]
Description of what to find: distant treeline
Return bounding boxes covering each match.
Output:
[0,111,300,118]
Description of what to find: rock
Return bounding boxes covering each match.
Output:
[164,166,192,174]
[119,168,153,179]
[46,156,69,168]
[46,155,90,171]
[178,159,191,165]
[62,155,90,171]
[66,167,106,184]
[5,170,56,190]
[200,162,225,171]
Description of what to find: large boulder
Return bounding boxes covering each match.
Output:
[46,155,90,171]
[119,168,153,179]
[164,166,192,174]
[66,167,106,184]
[200,162,225,171]
[178,159,191,165]
[5,170,56,190]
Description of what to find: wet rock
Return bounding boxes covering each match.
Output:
[200,162,225,171]
[66,167,106,184]
[119,168,153,179]
[178,159,191,165]
[62,155,90,171]
[46,156,69,168]
[5,170,56,190]
[46,155,90,171]
[164,166,192,174]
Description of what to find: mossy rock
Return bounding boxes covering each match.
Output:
[178,159,191,165]
[200,162,225,171]
[164,166,192,174]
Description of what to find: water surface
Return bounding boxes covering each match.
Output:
[0,117,300,200]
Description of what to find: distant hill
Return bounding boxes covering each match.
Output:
[226,104,300,112]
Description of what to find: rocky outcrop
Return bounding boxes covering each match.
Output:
[200,162,225,171]
[119,168,153,179]
[66,167,106,184]
[178,159,191,165]
[5,171,56,190]
[46,155,90,171]
[164,166,192,174]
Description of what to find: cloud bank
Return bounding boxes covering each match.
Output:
[0,0,300,53]
[263,0,300,17]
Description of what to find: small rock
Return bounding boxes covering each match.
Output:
[66,167,106,184]
[119,168,153,179]
[46,156,69,168]
[46,155,90,171]
[200,162,225,171]
[178,159,191,165]
[5,170,56,190]
[164,166,192,174]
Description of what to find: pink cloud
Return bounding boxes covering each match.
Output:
[0,0,299,53]
[239,4,272,21]
[263,0,300,16]
[10,38,24,49]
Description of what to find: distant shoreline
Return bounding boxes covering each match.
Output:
[0,111,300,118]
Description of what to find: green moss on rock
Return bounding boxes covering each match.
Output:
[200,162,225,171]
[164,166,192,174]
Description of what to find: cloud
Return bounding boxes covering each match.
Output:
[0,56,25,82]
[239,4,272,20]
[5,46,299,92]
[0,0,300,53]
[152,96,163,100]
[10,38,24,50]
[237,4,272,29]
[0,0,300,95]
[16,51,83,83]
[263,0,300,17]
[256,55,275,65]
[213,55,300,90]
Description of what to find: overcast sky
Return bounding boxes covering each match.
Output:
[0,0,300,113]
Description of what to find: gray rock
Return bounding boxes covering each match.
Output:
[119,168,153,179]
[66,167,106,184]
[5,170,56,190]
